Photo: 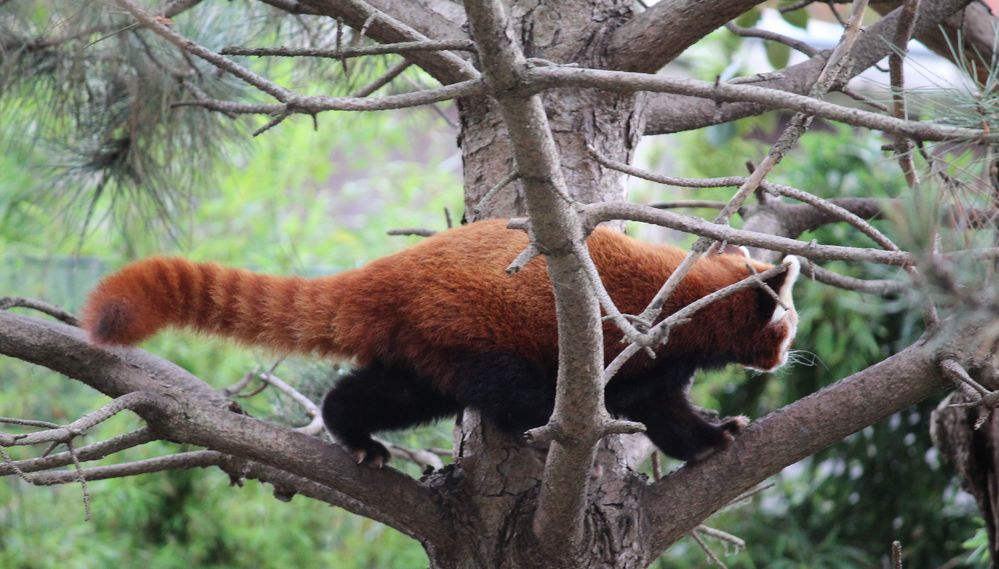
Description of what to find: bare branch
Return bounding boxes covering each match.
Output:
[689,528,729,568]
[221,40,475,59]
[0,392,165,447]
[643,332,962,553]
[473,171,520,217]
[173,78,486,116]
[26,450,226,485]
[584,202,912,266]
[594,0,867,351]
[606,0,763,72]
[0,297,79,326]
[798,260,907,295]
[0,311,229,405]
[352,60,413,97]
[0,429,155,476]
[649,200,728,210]
[113,0,295,102]
[604,262,794,384]
[725,22,818,57]
[464,0,605,557]
[643,0,979,134]
[530,66,986,142]
[387,227,437,237]
[262,0,476,83]
[889,0,922,187]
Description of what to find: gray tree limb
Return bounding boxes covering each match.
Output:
[606,0,764,72]
[0,311,455,547]
[641,321,990,552]
[643,0,978,135]
[464,1,607,561]
[283,0,476,83]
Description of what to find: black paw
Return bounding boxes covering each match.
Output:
[718,415,750,436]
[689,416,750,462]
[346,439,391,468]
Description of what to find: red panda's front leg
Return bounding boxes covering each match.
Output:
[606,362,748,462]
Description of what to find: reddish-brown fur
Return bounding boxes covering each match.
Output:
[83,219,793,386]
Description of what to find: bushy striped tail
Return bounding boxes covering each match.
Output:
[83,257,340,353]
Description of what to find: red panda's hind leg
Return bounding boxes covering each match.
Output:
[321,360,459,467]
[449,352,556,439]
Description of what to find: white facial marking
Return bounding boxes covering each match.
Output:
[768,256,800,324]
[747,256,801,372]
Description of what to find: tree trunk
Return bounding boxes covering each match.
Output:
[430,3,656,567]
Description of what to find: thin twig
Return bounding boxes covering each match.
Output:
[889,0,922,188]
[221,40,476,59]
[173,78,486,116]
[725,22,818,56]
[649,200,728,210]
[585,202,911,266]
[113,0,294,102]
[690,528,729,569]
[352,60,412,97]
[0,392,155,447]
[387,228,437,237]
[474,171,520,216]
[66,440,92,521]
[0,429,155,476]
[0,297,79,326]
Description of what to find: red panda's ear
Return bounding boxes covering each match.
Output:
[764,256,800,323]
[706,241,751,258]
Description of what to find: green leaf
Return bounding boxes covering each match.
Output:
[766,42,792,69]
[735,7,761,27]
[781,8,809,30]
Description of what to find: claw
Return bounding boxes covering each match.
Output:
[351,448,367,464]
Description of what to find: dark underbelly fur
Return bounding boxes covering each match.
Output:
[321,351,743,466]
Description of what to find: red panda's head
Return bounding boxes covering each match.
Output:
[736,255,800,372]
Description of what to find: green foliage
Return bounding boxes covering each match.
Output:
[1,46,460,566]
[650,123,984,568]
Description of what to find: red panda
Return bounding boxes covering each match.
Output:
[83,219,799,466]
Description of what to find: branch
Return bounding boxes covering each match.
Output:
[352,60,412,97]
[603,262,795,383]
[25,450,225,485]
[173,77,486,116]
[0,311,229,405]
[725,21,818,57]
[113,0,294,102]
[797,260,907,295]
[888,0,922,188]
[606,0,763,72]
[643,0,977,134]
[464,0,605,558]
[583,203,911,265]
[263,0,476,83]
[0,392,156,447]
[0,297,79,325]
[0,312,454,544]
[642,329,961,553]
[528,66,987,142]
[221,40,475,59]
[0,429,155,476]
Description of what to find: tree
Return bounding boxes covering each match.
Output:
[2,0,999,567]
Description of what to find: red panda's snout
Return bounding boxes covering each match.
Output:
[746,256,800,372]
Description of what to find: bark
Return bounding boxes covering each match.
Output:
[643,0,979,135]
